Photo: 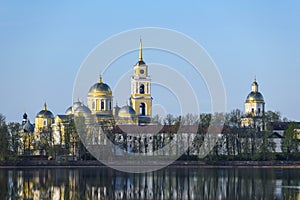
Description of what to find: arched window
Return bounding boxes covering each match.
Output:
[140,102,146,115]
[139,84,145,94]
[101,100,104,110]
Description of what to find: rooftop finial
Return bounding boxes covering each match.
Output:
[43,102,47,111]
[98,74,103,83]
[139,37,143,61]
[254,75,256,82]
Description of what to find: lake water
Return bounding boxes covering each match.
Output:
[0,167,299,199]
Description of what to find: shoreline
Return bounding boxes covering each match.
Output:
[1,160,300,169]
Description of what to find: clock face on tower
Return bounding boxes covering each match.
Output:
[140,69,144,74]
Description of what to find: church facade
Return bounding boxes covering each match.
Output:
[241,78,266,131]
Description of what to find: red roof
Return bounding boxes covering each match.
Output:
[112,124,224,134]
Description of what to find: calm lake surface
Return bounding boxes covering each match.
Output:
[0,167,299,200]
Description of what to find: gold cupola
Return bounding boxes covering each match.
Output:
[88,75,112,97]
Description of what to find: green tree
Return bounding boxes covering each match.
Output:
[259,131,275,160]
[265,111,281,124]
[199,113,211,127]
[0,114,10,161]
[226,109,242,128]
[39,127,54,157]
[281,122,299,160]
[8,122,21,158]
[181,113,199,125]
[152,114,163,124]
[164,114,175,125]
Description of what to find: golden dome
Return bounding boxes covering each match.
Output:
[246,91,264,103]
[36,103,54,118]
[88,76,112,97]
[246,78,264,103]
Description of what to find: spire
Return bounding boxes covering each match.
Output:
[139,38,143,61]
[251,77,258,92]
[43,102,47,111]
[98,75,103,83]
[23,112,27,120]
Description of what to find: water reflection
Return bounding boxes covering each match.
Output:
[0,167,299,199]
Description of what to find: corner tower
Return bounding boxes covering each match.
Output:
[130,39,152,123]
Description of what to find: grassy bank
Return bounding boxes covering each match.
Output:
[1,160,300,169]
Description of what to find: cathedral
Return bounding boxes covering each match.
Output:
[19,40,154,156]
[19,39,269,158]
[62,39,153,125]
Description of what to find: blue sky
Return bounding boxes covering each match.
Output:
[0,1,300,122]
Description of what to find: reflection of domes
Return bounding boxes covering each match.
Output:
[74,104,91,115]
[88,76,112,97]
[23,120,34,133]
[118,105,136,117]
[36,103,54,118]
[246,92,264,102]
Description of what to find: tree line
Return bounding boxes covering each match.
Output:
[0,110,299,161]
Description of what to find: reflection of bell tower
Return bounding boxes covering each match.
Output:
[130,39,152,123]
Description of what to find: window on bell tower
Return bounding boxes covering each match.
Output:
[139,84,145,94]
[101,100,104,110]
[140,102,146,115]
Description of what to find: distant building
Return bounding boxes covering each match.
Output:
[241,79,265,131]
[19,112,34,155]
[34,103,54,133]
[270,122,300,152]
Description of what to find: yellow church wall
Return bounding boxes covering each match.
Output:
[131,99,152,116]
[34,117,53,133]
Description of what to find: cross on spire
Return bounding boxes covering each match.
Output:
[98,74,103,83]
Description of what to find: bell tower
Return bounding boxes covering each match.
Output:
[130,39,152,123]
